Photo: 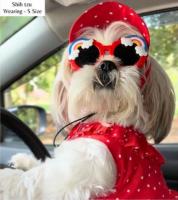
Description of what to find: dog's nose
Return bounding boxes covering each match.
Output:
[94,61,117,90]
[100,61,117,73]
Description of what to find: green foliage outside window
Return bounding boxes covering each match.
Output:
[143,11,178,115]
[5,50,63,111]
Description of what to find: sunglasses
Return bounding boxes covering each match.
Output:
[68,35,148,71]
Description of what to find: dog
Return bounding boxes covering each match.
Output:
[0,1,178,200]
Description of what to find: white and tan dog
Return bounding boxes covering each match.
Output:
[0,1,176,200]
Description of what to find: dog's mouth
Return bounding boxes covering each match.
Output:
[93,73,116,90]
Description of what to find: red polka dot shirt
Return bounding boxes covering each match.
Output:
[67,122,178,199]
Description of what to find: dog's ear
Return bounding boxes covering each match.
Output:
[143,56,175,143]
[52,49,72,126]
[52,77,68,126]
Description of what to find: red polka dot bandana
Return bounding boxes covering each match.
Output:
[69,1,150,46]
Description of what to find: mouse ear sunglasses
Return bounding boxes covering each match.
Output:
[68,35,148,71]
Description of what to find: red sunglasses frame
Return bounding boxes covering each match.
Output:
[69,38,148,71]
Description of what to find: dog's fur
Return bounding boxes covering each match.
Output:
[0,21,175,200]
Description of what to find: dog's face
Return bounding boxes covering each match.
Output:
[53,21,175,143]
[67,22,148,127]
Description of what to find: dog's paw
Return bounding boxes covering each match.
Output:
[8,153,40,171]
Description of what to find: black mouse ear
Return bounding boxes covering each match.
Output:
[114,43,140,66]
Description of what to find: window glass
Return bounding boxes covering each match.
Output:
[143,10,178,143]
[0,17,34,44]
[4,50,64,146]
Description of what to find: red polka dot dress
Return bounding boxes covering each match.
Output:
[67,122,178,199]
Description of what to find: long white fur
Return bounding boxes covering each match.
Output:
[0,21,175,200]
[0,139,116,200]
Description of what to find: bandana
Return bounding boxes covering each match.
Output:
[69,1,150,45]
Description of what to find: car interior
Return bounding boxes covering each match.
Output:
[0,0,178,192]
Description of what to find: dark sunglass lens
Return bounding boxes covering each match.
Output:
[75,45,99,67]
[114,44,140,66]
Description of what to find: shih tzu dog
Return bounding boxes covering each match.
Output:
[0,1,178,200]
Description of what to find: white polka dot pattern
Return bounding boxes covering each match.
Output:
[67,122,178,198]
[69,1,150,47]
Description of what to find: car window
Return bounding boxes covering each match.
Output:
[4,49,64,146]
[4,10,178,146]
[0,17,34,45]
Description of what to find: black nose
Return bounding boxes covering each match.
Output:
[93,60,117,90]
[100,61,117,73]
